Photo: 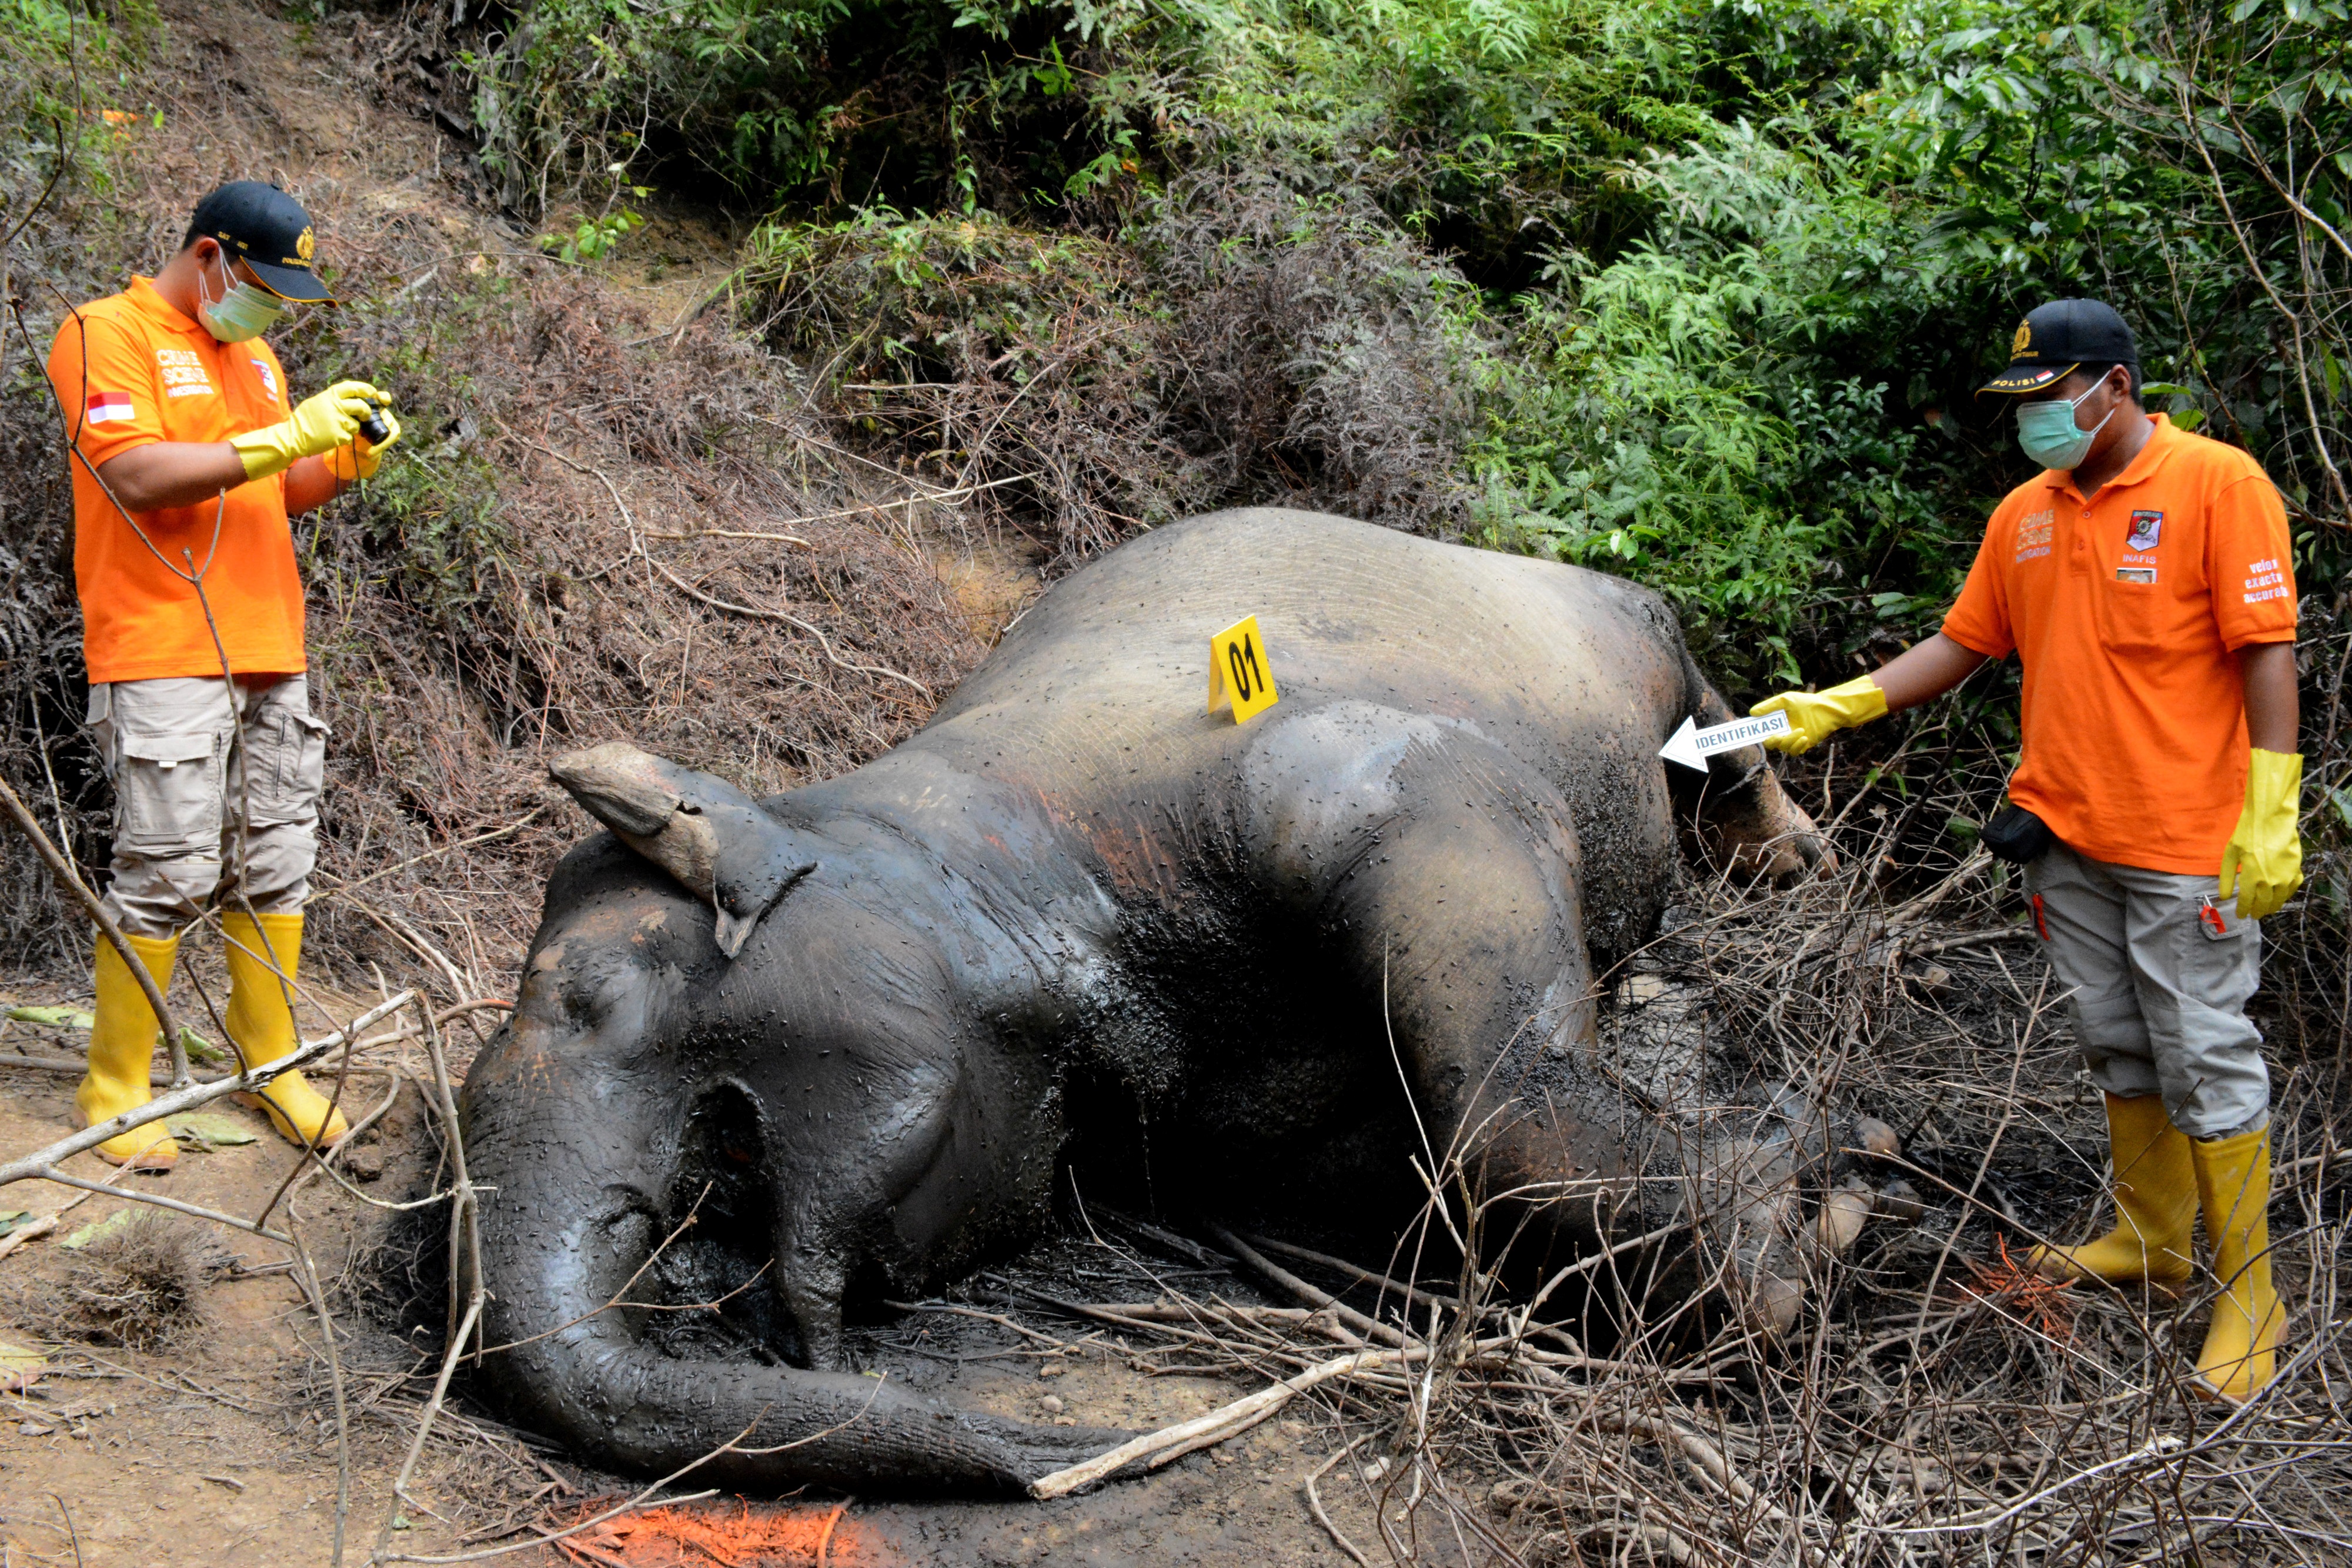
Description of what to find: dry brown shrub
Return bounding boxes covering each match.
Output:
[1141,162,1486,531]
[32,1211,221,1352]
[288,259,998,992]
[744,153,1487,571]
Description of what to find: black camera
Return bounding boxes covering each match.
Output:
[359,399,392,446]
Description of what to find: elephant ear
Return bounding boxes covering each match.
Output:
[693,800,818,958]
[550,743,817,958]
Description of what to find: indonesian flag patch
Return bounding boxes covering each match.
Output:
[85,390,134,424]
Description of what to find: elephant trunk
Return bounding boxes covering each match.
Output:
[460,1032,1125,1494]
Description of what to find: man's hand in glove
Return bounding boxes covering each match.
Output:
[2219,748,2304,920]
[328,402,402,481]
[1749,677,1889,755]
[229,380,387,480]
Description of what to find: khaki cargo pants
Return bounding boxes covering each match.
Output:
[88,676,326,939]
[2024,838,2269,1139]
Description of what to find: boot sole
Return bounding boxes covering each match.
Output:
[91,1143,177,1171]
[232,1091,349,1151]
[2190,1369,2269,1405]
[2029,1264,2191,1298]
[68,1109,177,1171]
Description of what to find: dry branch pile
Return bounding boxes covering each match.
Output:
[742,158,1486,564]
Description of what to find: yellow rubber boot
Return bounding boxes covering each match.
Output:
[2190,1126,2284,1403]
[75,932,181,1170]
[2029,1094,2194,1289]
[220,911,348,1151]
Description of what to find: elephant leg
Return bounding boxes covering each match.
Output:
[769,1065,955,1375]
[1240,703,1620,1212]
[1237,700,1810,1330]
[765,1028,1065,1374]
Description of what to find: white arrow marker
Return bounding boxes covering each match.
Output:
[1658,710,1792,772]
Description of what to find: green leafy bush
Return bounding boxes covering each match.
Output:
[465,0,1164,216]
[539,203,645,263]
[1464,117,1984,679]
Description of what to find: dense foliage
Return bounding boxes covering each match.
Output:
[460,0,2347,674]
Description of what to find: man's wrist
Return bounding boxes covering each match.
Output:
[228,423,298,480]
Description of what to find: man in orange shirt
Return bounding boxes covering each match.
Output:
[46,180,403,1171]
[1752,300,2301,1403]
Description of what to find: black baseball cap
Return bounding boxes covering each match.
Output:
[188,180,335,303]
[1978,299,2136,394]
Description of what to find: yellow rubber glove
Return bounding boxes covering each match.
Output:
[2219,748,2303,920]
[328,402,402,481]
[228,379,386,481]
[1748,676,1889,755]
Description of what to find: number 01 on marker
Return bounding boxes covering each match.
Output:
[1208,615,1279,723]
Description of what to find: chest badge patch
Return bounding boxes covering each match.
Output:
[2126,510,2163,551]
[2014,507,2054,563]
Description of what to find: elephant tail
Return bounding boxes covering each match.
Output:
[459,1028,1130,1495]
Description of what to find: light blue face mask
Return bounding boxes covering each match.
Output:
[196,253,287,343]
[2015,379,2113,472]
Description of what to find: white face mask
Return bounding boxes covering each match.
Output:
[195,250,286,343]
[2015,379,2116,472]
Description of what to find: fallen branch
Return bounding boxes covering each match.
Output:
[38,1165,295,1242]
[1242,1232,1468,1312]
[0,1051,228,1084]
[639,469,1037,537]
[1209,1224,1407,1349]
[636,551,934,701]
[1030,1343,1419,1499]
[1903,927,2037,957]
[0,1213,57,1261]
[0,991,412,1191]
[308,810,550,907]
[519,437,934,700]
[1304,1434,1375,1566]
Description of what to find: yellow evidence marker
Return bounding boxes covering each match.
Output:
[1208,614,1280,723]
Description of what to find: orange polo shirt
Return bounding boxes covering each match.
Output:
[1943,414,2298,875]
[45,277,307,684]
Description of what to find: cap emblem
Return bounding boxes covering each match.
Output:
[295,226,315,263]
[2012,321,2032,359]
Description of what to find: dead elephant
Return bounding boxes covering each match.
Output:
[459,507,1906,1495]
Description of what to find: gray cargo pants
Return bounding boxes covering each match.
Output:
[88,675,326,939]
[2024,838,2269,1139]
